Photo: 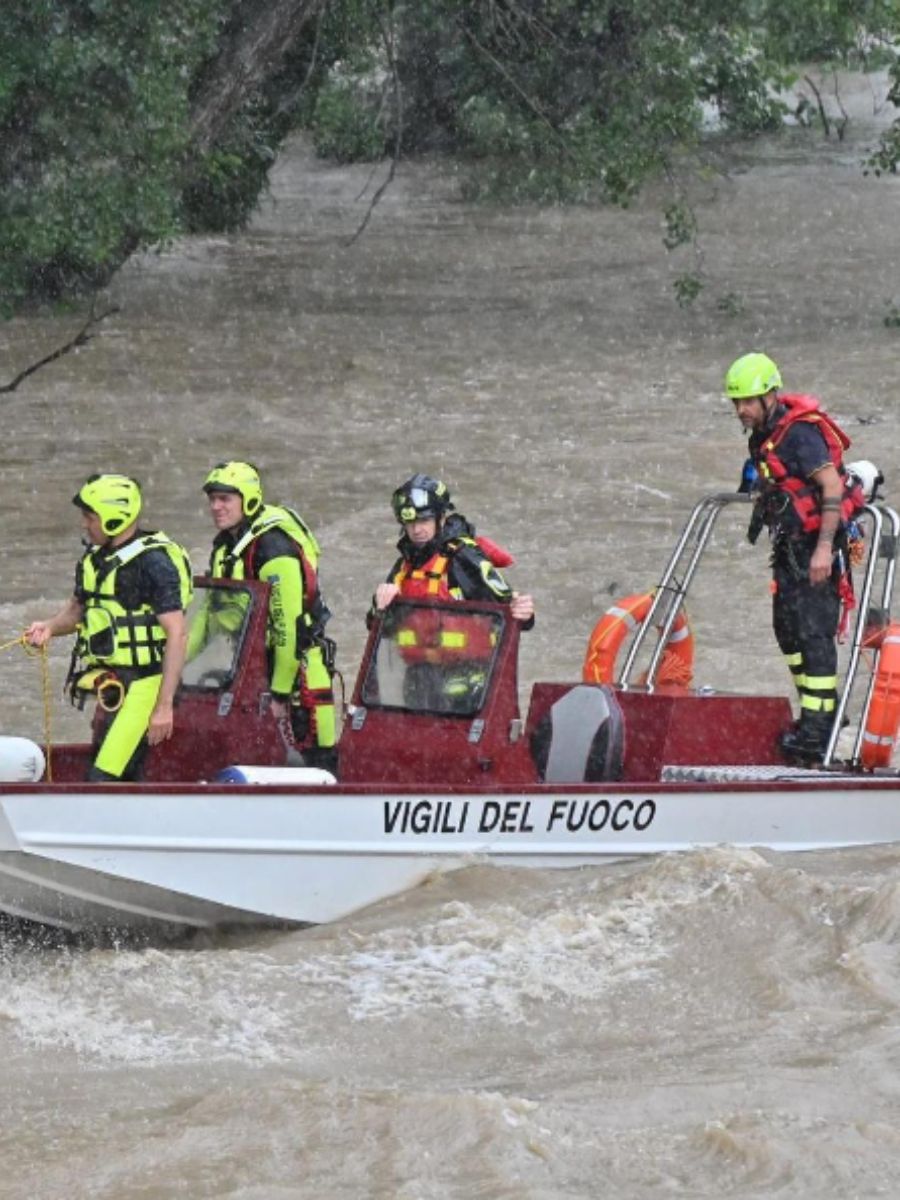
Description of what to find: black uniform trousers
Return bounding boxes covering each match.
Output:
[771,536,841,718]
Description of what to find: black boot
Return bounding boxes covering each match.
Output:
[779,712,834,766]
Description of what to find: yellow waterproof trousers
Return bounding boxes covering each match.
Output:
[91,673,162,780]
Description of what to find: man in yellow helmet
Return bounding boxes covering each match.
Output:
[190,461,337,773]
[725,353,864,764]
[25,474,193,781]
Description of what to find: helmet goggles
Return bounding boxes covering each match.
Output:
[392,475,453,524]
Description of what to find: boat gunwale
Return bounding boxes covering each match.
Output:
[1,776,898,797]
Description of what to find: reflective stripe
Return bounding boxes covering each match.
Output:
[396,629,467,649]
[863,730,895,746]
[607,606,641,633]
[800,694,835,712]
[805,675,838,691]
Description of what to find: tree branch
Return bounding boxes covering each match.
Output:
[0,304,120,394]
[189,0,330,153]
[803,74,832,139]
[455,16,571,153]
[346,8,404,246]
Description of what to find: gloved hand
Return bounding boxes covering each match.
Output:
[747,501,765,545]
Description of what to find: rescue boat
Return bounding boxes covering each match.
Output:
[2,490,900,939]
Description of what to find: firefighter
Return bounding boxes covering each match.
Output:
[373,474,535,621]
[192,461,337,773]
[371,474,534,711]
[726,352,864,764]
[24,474,192,781]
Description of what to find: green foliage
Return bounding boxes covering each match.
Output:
[663,202,698,252]
[311,77,387,163]
[867,57,900,174]
[0,0,224,311]
[884,301,900,327]
[717,291,746,317]
[0,0,337,307]
[303,0,900,214]
[673,273,703,307]
[180,111,279,234]
[2,0,900,312]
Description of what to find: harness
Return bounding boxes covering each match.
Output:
[392,535,512,600]
[393,549,463,601]
[75,533,193,672]
[212,505,329,646]
[69,533,192,710]
[755,394,864,534]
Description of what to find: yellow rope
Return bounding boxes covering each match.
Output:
[0,635,53,782]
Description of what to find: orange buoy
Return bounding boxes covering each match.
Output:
[861,622,900,768]
[582,591,693,687]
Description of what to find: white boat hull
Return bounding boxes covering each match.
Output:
[1,776,899,934]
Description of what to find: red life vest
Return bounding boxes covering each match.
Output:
[391,536,514,599]
[756,393,864,533]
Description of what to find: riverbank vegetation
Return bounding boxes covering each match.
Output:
[2,0,899,314]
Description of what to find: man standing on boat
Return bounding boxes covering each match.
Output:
[371,475,534,710]
[726,352,863,764]
[24,474,192,781]
[192,461,337,774]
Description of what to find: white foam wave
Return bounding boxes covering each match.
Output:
[0,848,778,1062]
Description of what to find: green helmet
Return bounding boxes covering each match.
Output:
[73,474,142,537]
[725,352,783,399]
[202,461,263,517]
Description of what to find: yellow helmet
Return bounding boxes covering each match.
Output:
[725,352,782,399]
[202,461,263,517]
[73,474,142,536]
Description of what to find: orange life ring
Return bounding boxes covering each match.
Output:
[582,591,694,687]
[861,622,900,768]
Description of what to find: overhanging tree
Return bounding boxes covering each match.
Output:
[1,0,898,315]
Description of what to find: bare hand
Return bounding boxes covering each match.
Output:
[24,621,52,647]
[375,583,400,611]
[147,700,174,745]
[270,698,289,720]
[510,592,535,622]
[809,545,833,587]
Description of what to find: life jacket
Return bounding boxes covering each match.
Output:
[210,504,327,640]
[755,394,864,533]
[392,535,512,662]
[76,533,193,670]
[391,535,513,600]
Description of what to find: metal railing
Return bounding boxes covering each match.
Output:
[842,504,900,766]
[618,492,750,689]
[616,491,900,769]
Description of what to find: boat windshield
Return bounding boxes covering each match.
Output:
[182,582,254,691]
[361,601,504,716]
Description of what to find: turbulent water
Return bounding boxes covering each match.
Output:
[1,71,900,1197]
